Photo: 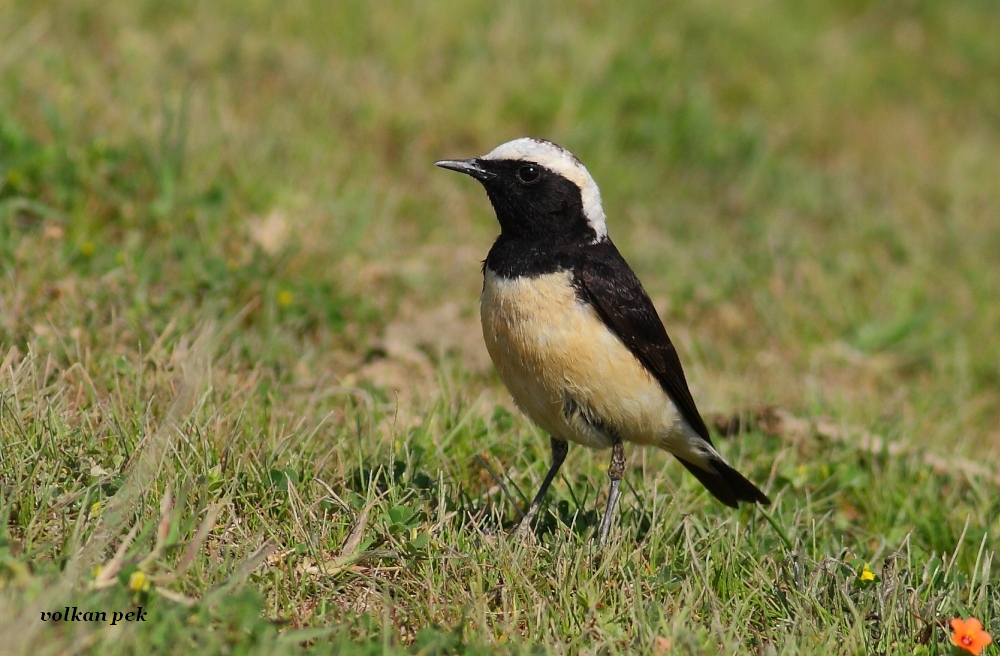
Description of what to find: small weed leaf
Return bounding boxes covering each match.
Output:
[268,468,298,493]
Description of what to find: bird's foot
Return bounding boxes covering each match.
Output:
[596,440,626,548]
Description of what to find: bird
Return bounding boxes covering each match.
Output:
[435,137,770,546]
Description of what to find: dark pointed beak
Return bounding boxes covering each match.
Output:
[434,158,496,182]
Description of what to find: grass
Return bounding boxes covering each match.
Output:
[1,0,999,653]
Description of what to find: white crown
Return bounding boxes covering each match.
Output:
[481,138,607,241]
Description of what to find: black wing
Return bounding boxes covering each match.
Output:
[575,239,713,443]
[575,240,771,507]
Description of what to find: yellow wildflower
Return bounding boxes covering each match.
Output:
[128,570,150,592]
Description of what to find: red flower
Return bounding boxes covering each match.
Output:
[951,618,993,655]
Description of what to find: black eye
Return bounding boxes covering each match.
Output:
[517,165,540,184]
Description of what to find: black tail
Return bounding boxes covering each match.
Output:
[677,455,771,508]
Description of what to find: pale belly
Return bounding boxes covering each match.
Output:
[480,268,688,452]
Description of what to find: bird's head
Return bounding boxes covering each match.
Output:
[436,137,607,244]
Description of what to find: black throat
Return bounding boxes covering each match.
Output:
[479,159,603,279]
[484,232,604,279]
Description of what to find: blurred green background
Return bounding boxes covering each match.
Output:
[1,1,998,653]
[4,0,998,449]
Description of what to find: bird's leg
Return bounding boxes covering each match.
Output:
[597,439,626,548]
[514,437,568,536]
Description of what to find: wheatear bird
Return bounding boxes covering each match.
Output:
[436,138,770,546]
